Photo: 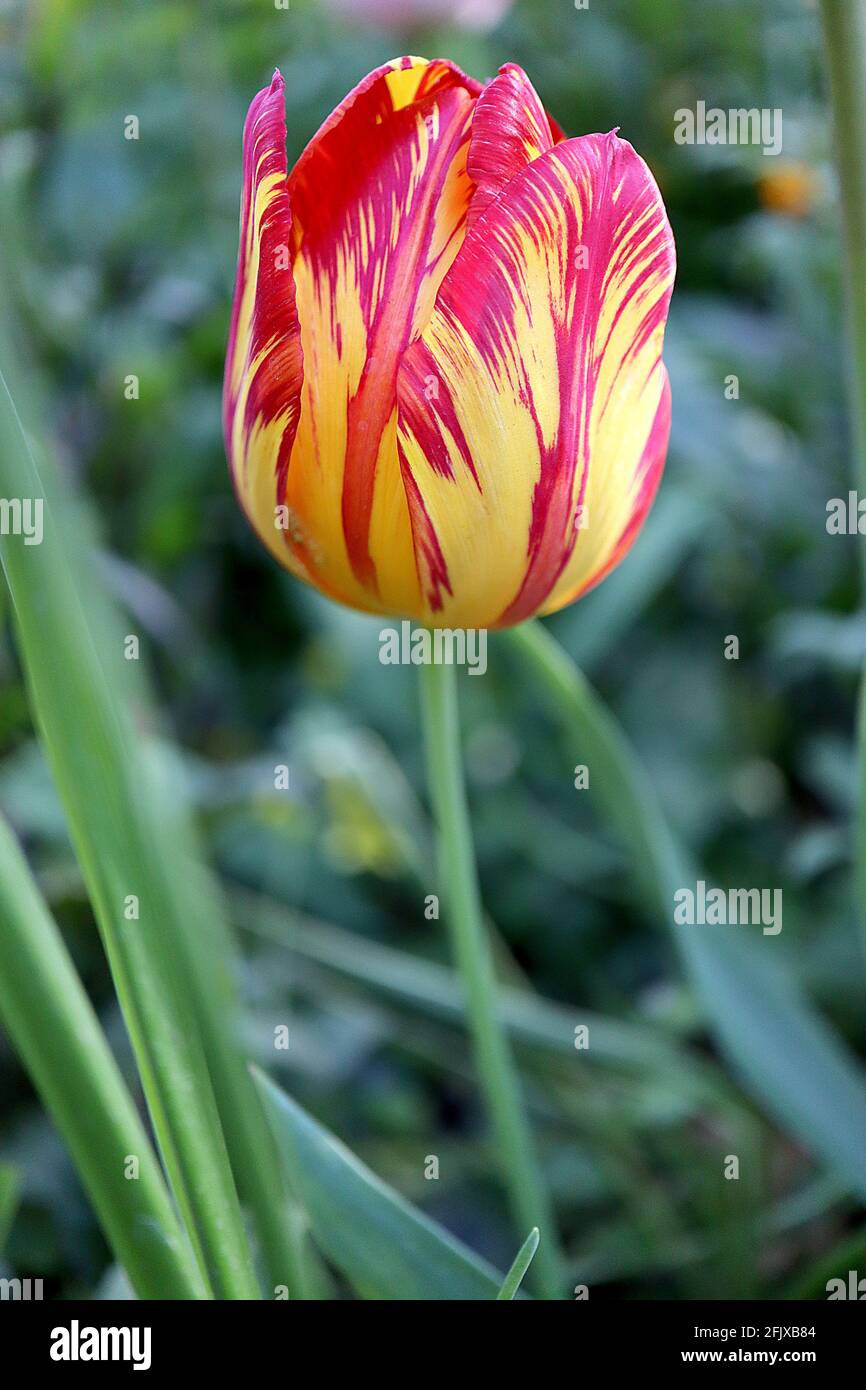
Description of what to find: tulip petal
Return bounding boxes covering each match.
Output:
[224,71,308,586]
[540,368,671,614]
[396,130,675,628]
[467,63,554,229]
[282,57,481,614]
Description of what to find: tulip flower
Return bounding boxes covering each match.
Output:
[224,58,675,630]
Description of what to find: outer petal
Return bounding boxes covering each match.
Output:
[396,130,675,628]
[540,369,671,614]
[282,57,481,615]
[223,72,306,586]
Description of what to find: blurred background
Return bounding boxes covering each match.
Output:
[1,0,864,1299]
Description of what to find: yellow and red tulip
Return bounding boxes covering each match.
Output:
[224,57,675,629]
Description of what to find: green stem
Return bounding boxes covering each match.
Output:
[820,0,866,958]
[820,0,866,519]
[419,659,563,1300]
[0,816,207,1300]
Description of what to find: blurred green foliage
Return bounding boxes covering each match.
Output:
[0,0,864,1299]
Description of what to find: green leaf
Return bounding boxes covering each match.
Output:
[507,620,866,1206]
[0,1162,21,1255]
[0,816,205,1298]
[497,1228,540,1300]
[0,319,262,1297]
[678,926,866,1203]
[255,1069,506,1301]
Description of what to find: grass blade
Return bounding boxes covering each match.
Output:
[0,329,258,1298]
[497,1227,540,1300]
[819,2,866,974]
[0,816,206,1299]
[0,1162,20,1255]
[255,1069,507,1300]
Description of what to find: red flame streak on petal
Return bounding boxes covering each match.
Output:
[288,60,479,594]
[223,72,304,518]
[467,63,553,231]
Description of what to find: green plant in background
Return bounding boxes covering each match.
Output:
[0,0,865,1303]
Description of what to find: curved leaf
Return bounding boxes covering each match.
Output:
[255,1070,507,1301]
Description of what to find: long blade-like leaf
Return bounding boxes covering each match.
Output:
[0,326,258,1298]
[497,1228,540,1300]
[507,620,866,1203]
[0,816,206,1299]
[255,1070,506,1300]
[0,1162,20,1256]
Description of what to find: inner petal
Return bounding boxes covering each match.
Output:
[285,62,478,613]
[467,63,555,230]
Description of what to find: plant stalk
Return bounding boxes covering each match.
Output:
[419,658,563,1299]
[820,0,866,519]
[819,0,866,958]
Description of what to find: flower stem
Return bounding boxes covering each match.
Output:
[819,0,866,958]
[820,1,866,510]
[419,659,562,1300]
